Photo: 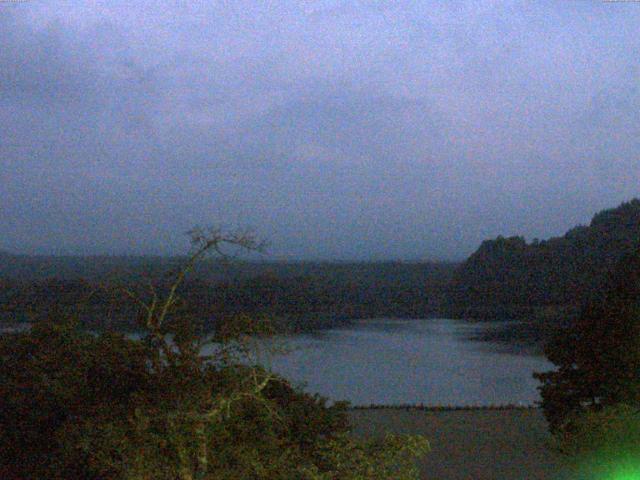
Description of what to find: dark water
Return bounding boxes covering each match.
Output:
[2,318,552,407]
[203,318,552,407]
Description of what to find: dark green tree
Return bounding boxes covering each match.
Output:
[448,199,640,317]
[534,249,640,432]
[0,228,428,480]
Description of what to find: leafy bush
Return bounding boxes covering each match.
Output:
[534,250,640,431]
[552,403,640,456]
[0,229,428,479]
[551,403,640,477]
[0,317,428,480]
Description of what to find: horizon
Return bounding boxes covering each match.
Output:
[3,196,638,262]
[2,2,639,259]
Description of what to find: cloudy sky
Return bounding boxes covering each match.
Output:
[1,1,639,260]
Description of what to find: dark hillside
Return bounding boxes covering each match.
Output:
[0,260,455,332]
[448,199,640,319]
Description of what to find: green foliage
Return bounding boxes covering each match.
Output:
[0,320,427,479]
[303,433,429,480]
[0,318,153,479]
[550,404,640,478]
[0,230,428,479]
[534,250,640,432]
[551,403,640,457]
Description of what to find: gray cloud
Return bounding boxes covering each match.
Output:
[1,1,639,259]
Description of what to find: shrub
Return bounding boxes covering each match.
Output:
[551,403,640,478]
[534,250,640,432]
[0,228,428,479]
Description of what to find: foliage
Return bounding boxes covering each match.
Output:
[304,433,429,480]
[1,261,454,332]
[448,199,640,317]
[0,228,428,479]
[550,404,640,478]
[534,250,640,432]
[550,403,640,457]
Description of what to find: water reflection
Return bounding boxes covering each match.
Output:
[1,318,552,407]
[205,318,553,407]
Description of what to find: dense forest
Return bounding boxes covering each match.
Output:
[447,199,640,321]
[2,199,639,338]
[0,260,454,332]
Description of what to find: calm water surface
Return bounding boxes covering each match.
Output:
[2,318,552,406]
[205,318,553,406]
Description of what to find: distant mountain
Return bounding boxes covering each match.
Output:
[448,199,640,318]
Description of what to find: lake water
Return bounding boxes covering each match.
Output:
[1,318,553,407]
[203,318,553,407]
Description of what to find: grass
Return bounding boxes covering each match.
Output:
[349,407,570,480]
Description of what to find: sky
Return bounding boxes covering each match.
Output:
[1,0,639,260]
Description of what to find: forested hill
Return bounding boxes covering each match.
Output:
[0,259,455,332]
[447,199,640,319]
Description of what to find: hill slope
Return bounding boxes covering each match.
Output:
[448,199,640,319]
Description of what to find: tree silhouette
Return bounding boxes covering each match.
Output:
[535,249,640,432]
[0,227,428,479]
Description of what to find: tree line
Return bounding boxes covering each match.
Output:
[447,199,640,320]
[0,229,429,479]
[0,261,454,332]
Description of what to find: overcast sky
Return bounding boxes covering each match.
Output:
[1,1,639,260]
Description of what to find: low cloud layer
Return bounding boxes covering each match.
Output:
[1,1,639,259]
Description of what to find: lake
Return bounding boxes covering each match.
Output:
[1,318,552,407]
[202,318,553,407]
